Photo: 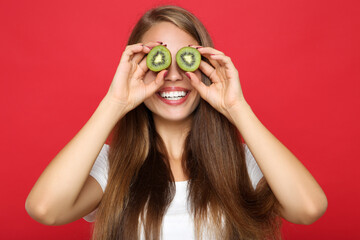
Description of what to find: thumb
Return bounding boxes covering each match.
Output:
[144,70,167,99]
[186,72,209,101]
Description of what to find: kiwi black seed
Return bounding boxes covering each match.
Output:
[146,45,172,72]
[176,47,201,72]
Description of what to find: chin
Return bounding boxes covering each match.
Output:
[144,94,200,124]
[150,108,195,122]
[146,105,200,126]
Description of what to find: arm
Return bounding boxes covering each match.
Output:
[186,45,328,225]
[228,101,328,225]
[25,97,126,225]
[25,42,166,225]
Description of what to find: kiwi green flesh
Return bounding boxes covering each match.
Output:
[146,45,171,72]
[176,47,201,72]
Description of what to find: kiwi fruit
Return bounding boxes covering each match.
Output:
[176,47,201,72]
[146,45,172,72]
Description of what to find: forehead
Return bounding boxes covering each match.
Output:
[141,22,198,49]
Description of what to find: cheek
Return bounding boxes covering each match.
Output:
[192,90,201,107]
[195,92,201,103]
[143,97,155,113]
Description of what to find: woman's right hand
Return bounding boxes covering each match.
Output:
[103,42,167,114]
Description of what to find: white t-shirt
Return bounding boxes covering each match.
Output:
[83,143,264,239]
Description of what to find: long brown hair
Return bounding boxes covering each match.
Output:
[91,5,282,240]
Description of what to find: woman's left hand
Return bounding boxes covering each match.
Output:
[185,46,248,124]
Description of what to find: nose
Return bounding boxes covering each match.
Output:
[164,57,183,82]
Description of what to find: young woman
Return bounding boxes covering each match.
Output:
[26,5,328,240]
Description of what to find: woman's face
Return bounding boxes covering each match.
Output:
[141,22,202,123]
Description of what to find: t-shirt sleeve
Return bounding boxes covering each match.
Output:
[82,144,110,222]
[243,143,264,190]
[89,144,110,192]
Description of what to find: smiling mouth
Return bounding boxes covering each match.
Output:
[157,90,190,100]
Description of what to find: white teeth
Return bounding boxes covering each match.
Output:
[159,91,188,100]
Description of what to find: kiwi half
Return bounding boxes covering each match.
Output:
[146,45,172,72]
[176,47,201,72]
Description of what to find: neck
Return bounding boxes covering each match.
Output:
[152,114,193,182]
[152,114,192,163]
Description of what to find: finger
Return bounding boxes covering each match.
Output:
[144,70,167,99]
[134,41,167,71]
[120,43,146,65]
[137,54,149,73]
[188,44,224,67]
[132,41,162,64]
[144,41,163,49]
[131,47,148,64]
[193,46,224,69]
[185,72,209,101]
[209,54,238,76]
[132,41,166,78]
[198,47,225,56]
[198,60,221,83]
[189,45,225,56]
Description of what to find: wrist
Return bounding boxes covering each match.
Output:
[226,99,253,125]
[99,95,129,121]
[227,98,251,114]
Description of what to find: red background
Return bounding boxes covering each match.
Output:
[1,0,359,239]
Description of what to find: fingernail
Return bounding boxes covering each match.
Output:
[156,41,163,44]
[145,45,152,50]
[196,46,202,49]
[163,44,167,47]
[185,72,191,79]
[164,70,168,78]
[188,44,193,47]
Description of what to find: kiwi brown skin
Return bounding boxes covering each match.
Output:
[176,47,201,72]
[146,45,172,72]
